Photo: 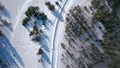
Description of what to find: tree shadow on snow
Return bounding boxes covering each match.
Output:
[42,33,50,42]
[24,18,53,31]
[0,9,11,18]
[52,0,68,22]
[41,59,47,68]
[42,19,53,30]
[6,23,13,32]
[39,35,49,52]
[40,53,51,68]
[42,53,51,64]
[24,24,31,32]
[52,10,64,22]
[0,35,24,68]
[46,19,53,25]
[0,20,13,32]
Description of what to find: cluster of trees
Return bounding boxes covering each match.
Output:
[63,0,120,67]
[45,1,55,11]
[25,6,39,17]
[22,6,47,26]
[65,6,90,38]
[59,2,95,67]
[22,6,48,61]
[91,0,120,67]
[111,0,120,9]
[64,4,116,68]
[29,23,42,42]
[22,6,48,42]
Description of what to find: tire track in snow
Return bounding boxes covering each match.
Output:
[13,0,33,30]
[50,0,69,68]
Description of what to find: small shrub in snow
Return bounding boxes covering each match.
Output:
[41,13,47,20]
[66,17,69,22]
[61,43,65,49]
[1,19,9,25]
[55,1,59,6]
[29,31,35,36]
[45,1,55,11]
[0,3,5,10]
[32,36,40,42]
[45,1,50,6]
[37,48,43,55]
[39,30,43,33]
[48,4,55,11]
[0,31,3,36]
[22,17,30,26]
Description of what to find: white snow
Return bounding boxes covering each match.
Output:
[0,0,26,27]
[0,0,93,68]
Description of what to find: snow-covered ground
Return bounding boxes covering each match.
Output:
[0,0,93,68]
[0,0,26,28]
[9,0,56,67]
[0,0,73,67]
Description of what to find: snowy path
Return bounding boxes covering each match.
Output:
[13,0,33,30]
[50,0,71,68]
[10,0,40,68]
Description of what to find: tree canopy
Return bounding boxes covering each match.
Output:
[25,6,39,17]
[45,1,55,11]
